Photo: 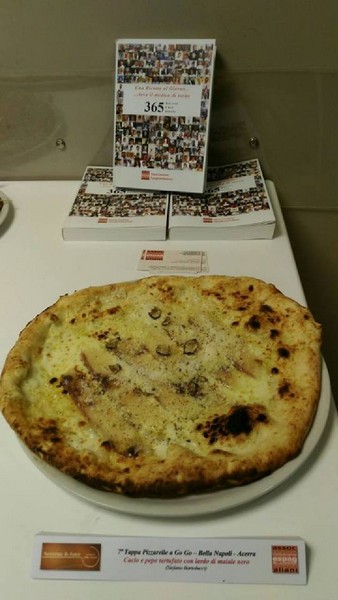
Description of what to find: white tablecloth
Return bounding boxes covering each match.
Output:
[0,180,337,600]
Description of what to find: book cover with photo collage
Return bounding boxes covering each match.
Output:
[113,39,216,194]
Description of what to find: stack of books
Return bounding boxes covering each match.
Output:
[168,159,276,240]
[62,166,169,241]
[62,38,276,242]
[62,160,275,241]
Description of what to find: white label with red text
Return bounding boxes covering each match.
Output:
[138,249,208,273]
[32,534,306,584]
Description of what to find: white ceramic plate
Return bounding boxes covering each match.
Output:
[25,360,331,518]
[0,192,10,227]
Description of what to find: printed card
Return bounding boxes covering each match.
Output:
[32,534,307,585]
[137,249,209,273]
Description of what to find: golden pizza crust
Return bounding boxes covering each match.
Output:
[0,275,322,497]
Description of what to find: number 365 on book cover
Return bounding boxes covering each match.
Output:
[113,39,216,194]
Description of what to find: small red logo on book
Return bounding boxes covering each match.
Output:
[271,545,299,574]
[141,171,150,180]
[203,217,213,223]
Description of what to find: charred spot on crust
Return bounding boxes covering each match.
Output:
[260,303,274,313]
[203,290,224,300]
[226,406,254,435]
[246,315,261,330]
[270,329,280,338]
[248,285,254,291]
[278,347,290,358]
[96,330,110,340]
[49,377,58,384]
[58,370,86,397]
[107,306,121,315]
[125,445,140,458]
[43,424,59,436]
[101,440,115,450]
[271,367,279,374]
[39,421,62,443]
[278,382,290,397]
[196,405,269,444]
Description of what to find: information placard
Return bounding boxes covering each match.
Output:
[32,534,307,585]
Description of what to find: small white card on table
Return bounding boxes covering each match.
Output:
[138,249,208,273]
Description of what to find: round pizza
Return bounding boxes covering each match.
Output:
[0,275,321,497]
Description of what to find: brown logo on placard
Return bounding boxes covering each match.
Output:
[40,543,101,571]
[271,545,299,574]
[141,171,150,180]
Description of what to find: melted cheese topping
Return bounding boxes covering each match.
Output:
[17,276,320,463]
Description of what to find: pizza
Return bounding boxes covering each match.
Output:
[0,275,321,498]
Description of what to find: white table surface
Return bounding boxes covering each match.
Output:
[0,180,337,599]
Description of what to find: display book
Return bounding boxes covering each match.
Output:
[62,166,169,241]
[62,159,276,242]
[168,158,276,240]
[113,38,216,194]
